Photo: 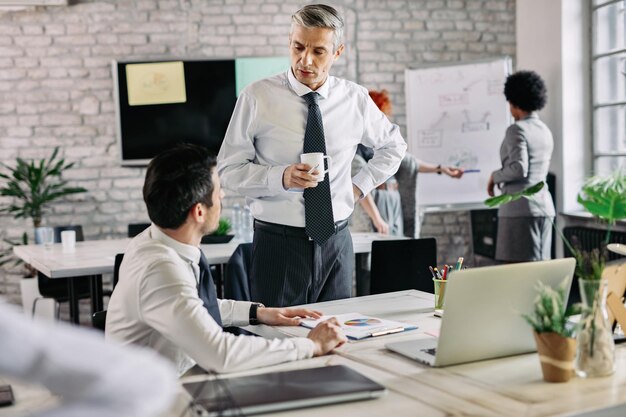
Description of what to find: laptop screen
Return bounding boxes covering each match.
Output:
[183,365,386,416]
[435,258,576,365]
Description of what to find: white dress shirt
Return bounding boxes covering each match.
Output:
[217,70,407,227]
[0,301,176,417]
[105,225,315,376]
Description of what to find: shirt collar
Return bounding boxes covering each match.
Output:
[150,224,201,265]
[287,68,330,100]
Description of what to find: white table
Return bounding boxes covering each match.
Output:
[8,290,626,416]
[236,291,626,417]
[13,232,398,324]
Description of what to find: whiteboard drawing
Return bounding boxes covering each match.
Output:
[439,93,468,107]
[405,57,512,207]
[487,79,503,95]
[418,129,443,148]
[462,79,483,92]
[461,110,491,133]
[447,148,479,170]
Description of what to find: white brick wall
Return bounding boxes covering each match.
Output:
[0,0,514,304]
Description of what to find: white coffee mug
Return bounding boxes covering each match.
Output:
[61,230,76,251]
[300,152,332,182]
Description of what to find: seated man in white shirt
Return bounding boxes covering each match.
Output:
[105,144,346,376]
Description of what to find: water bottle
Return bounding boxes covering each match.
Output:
[232,203,242,238]
[242,207,253,242]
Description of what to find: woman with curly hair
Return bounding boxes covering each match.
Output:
[488,70,555,262]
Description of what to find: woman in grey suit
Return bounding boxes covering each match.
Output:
[488,71,555,262]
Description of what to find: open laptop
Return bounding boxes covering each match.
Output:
[183,365,386,416]
[386,258,576,367]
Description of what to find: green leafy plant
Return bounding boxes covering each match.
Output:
[212,218,232,236]
[0,233,28,268]
[0,147,87,228]
[0,147,86,275]
[523,278,579,337]
[577,172,626,243]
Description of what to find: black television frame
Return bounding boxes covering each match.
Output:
[112,58,237,167]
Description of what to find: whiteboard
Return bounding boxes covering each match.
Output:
[405,58,512,207]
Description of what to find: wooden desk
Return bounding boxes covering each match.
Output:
[12,232,396,324]
[241,291,626,417]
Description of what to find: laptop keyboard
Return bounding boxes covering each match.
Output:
[421,348,437,356]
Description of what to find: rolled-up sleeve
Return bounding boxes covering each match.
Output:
[352,96,407,196]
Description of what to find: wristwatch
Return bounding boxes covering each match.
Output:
[249,303,264,325]
[437,164,442,175]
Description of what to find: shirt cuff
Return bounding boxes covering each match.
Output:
[291,337,316,359]
[352,170,376,198]
[231,301,254,327]
[268,165,291,194]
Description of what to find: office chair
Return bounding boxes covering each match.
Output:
[32,225,92,319]
[223,243,253,301]
[370,238,437,295]
[92,253,124,331]
[128,222,150,237]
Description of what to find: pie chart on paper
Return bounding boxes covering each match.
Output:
[344,318,382,327]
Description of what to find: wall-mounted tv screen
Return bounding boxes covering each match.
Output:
[113,59,237,166]
[113,57,289,166]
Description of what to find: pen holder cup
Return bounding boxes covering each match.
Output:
[433,279,447,310]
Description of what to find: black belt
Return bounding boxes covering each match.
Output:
[254,219,349,239]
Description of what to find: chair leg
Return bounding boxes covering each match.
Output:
[31,297,43,317]
[32,297,59,320]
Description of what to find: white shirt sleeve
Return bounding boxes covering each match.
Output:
[217,92,290,198]
[139,260,315,374]
[352,95,407,196]
[0,302,176,417]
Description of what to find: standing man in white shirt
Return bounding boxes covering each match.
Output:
[106,144,346,376]
[217,4,407,307]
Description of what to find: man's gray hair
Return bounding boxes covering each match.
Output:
[291,4,344,51]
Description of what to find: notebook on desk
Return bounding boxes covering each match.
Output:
[183,365,387,416]
[386,258,576,367]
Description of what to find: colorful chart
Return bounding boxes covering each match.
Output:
[344,318,381,327]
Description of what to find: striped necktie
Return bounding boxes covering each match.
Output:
[302,92,335,245]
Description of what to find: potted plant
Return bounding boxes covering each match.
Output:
[523,278,577,382]
[0,147,87,273]
[201,218,234,244]
[485,170,626,378]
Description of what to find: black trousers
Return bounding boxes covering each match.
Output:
[250,220,353,307]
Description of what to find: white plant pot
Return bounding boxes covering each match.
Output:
[19,277,56,323]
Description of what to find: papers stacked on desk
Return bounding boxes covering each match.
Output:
[301,313,417,340]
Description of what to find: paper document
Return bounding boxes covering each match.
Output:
[301,313,417,340]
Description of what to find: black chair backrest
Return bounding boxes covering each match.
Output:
[38,225,89,299]
[113,253,124,289]
[469,209,498,259]
[92,253,124,332]
[53,225,84,243]
[128,223,150,237]
[92,310,107,331]
[223,243,253,301]
[370,238,437,295]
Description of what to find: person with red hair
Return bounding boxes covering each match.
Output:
[351,90,464,236]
